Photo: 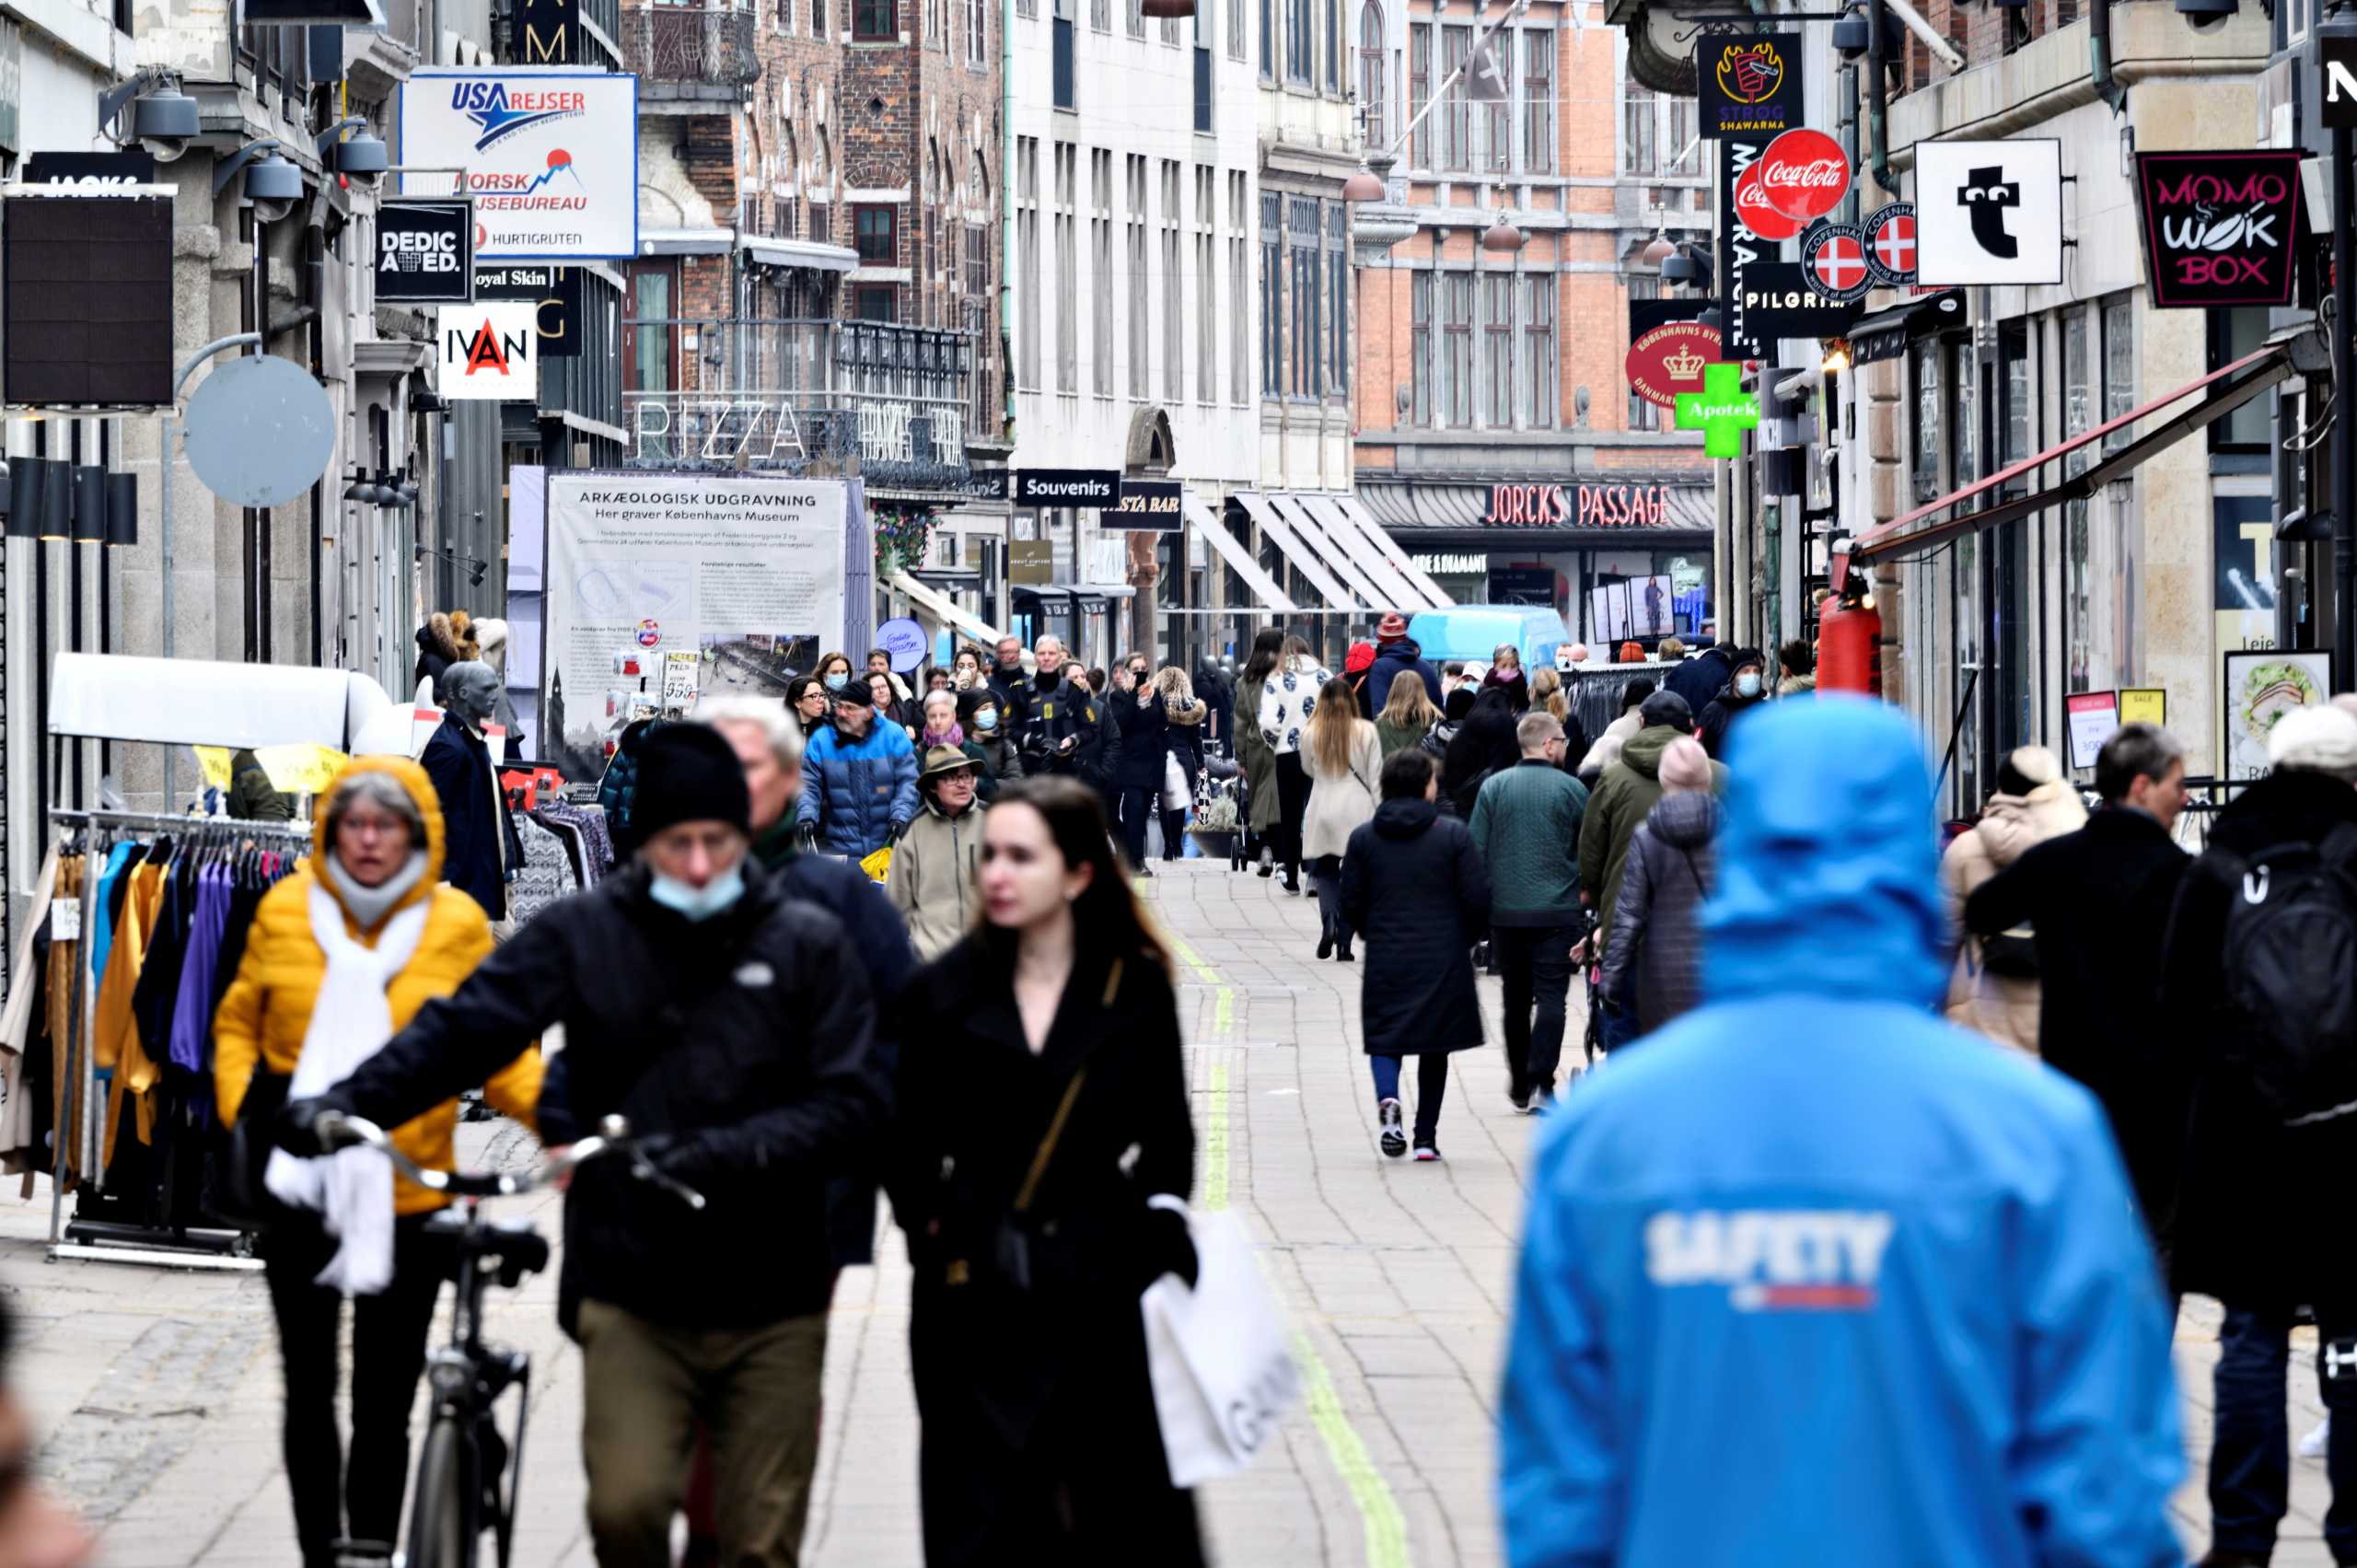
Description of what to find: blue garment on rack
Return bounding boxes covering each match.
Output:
[168,864,233,1080]
[89,842,135,988]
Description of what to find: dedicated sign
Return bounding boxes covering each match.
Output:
[436,302,540,400]
[1740,261,1869,338]
[1107,478,1183,531]
[1915,138,2063,286]
[1756,128,1852,223]
[1013,469,1122,505]
[399,69,638,260]
[2135,150,2305,309]
[1696,31,1803,139]
[1626,321,1721,410]
[376,198,474,303]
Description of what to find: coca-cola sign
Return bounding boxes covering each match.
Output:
[2134,149,2305,309]
[1757,129,1852,223]
[1734,163,1805,242]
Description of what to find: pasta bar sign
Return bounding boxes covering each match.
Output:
[1487,483,1676,528]
[1107,479,1182,531]
[2135,150,2305,308]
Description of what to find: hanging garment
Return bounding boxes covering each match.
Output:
[507,817,581,926]
[93,856,166,1157]
[41,853,87,1184]
[0,843,62,1176]
[169,865,234,1077]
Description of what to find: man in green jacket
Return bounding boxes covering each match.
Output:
[1469,712,1589,1110]
[1578,690,1726,1051]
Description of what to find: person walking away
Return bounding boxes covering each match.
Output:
[1596,737,1718,1040]
[1257,634,1333,895]
[797,679,919,859]
[2161,704,2357,1568]
[1777,638,1817,697]
[1938,747,2086,1054]
[1422,686,1475,766]
[277,726,888,1568]
[1109,656,1168,874]
[889,749,989,961]
[1440,661,1469,700]
[1577,680,1654,780]
[1299,678,1383,962]
[1376,671,1441,760]
[1661,639,1734,713]
[1364,612,1443,717]
[412,611,465,702]
[1442,688,1528,821]
[1480,643,1530,710]
[419,660,523,922]
[227,748,293,822]
[1155,668,1209,863]
[1502,697,2183,1568]
[1341,750,1490,1160]
[1525,668,1590,773]
[1580,691,1725,1052]
[958,689,1023,800]
[1191,656,1234,749]
[889,778,1202,1566]
[1236,630,1285,877]
[1965,722,2189,1235]
[1469,714,1588,1110]
[1696,648,1770,760]
[215,759,542,1568]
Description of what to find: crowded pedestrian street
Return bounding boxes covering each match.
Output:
[0,857,2334,1567]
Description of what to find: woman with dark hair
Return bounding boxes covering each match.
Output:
[814,651,856,694]
[1255,633,1334,895]
[1235,628,1285,877]
[1441,687,1526,819]
[1480,643,1530,711]
[890,778,1203,1566]
[784,675,831,747]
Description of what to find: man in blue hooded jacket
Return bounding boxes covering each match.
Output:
[1501,697,2182,1568]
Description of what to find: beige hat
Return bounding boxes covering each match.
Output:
[1659,735,1713,794]
[919,744,981,782]
[2269,704,2357,775]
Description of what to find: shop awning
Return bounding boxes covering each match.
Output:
[1266,494,1396,609]
[1183,496,1296,612]
[638,227,735,257]
[885,570,1002,645]
[1235,492,1363,611]
[738,235,860,273]
[1327,494,1455,609]
[1295,494,1434,610]
[1842,337,2310,576]
[1848,290,1965,366]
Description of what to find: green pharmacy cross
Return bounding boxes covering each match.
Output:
[1675,364,1761,459]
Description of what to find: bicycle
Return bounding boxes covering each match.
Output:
[310,1111,705,1568]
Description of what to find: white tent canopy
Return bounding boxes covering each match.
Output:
[48,653,397,749]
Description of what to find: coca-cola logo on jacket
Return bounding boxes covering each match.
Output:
[1734,163,1804,242]
[1756,129,1852,223]
[2135,149,2305,310]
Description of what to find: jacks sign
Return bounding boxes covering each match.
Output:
[2134,150,2305,308]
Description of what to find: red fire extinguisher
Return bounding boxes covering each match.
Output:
[1817,586,1883,697]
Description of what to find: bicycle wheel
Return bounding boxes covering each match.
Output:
[405,1419,470,1568]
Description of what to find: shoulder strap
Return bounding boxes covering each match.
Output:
[1014,1067,1087,1214]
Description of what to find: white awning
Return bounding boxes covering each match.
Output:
[738,235,860,273]
[886,570,1003,645]
[1295,494,1432,610]
[1332,494,1455,609]
[1183,496,1296,612]
[1235,492,1363,611]
[638,227,735,256]
[1266,494,1395,610]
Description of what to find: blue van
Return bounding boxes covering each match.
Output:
[1406,605,1571,676]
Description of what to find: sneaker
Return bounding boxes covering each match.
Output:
[1377,1099,1406,1157]
[1411,1143,1442,1162]
[1528,1090,1554,1116]
[2302,1415,2331,1458]
[1257,848,1275,877]
[1138,864,1155,878]
[1282,878,1303,896]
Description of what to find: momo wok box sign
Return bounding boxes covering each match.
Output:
[399,70,638,260]
[2134,150,2305,309]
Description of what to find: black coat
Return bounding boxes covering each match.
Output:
[1192,663,1235,749]
[890,936,1202,1566]
[1110,691,1171,789]
[1035,677,1118,788]
[1341,799,1491,1054]
[419,713,522,920]
[986,666,1036,749]
[1966,807,2189,1228]
[2163,770,2357,1310]
[1164,706,1207,794]
[1663,646,1736,714]
[1697,690,1766,759]
[328,860,888,1332]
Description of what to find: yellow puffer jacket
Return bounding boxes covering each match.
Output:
[213,755,541,1215]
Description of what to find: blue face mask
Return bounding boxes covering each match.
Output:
[824,672,848,691]
[976,709,999,731]
[1736,673,1763,698]
[649,863,746,923]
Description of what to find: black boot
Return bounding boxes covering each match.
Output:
[1317,915,1335,959]
[1336,934,1354,961]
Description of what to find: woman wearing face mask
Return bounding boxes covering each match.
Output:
[1697,648,1771,761]
[1480,643,1529,711]
[816,652,856,694]
[958,689,1022,800]
[889,777,1202,1566]
[215,760,541,1568]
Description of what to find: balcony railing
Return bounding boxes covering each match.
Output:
[624,2,761,86]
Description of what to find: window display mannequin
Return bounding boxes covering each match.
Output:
[419,660,523,922]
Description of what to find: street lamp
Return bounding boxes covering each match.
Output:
[215,140,305,224]
[316,116,389,187]
[98,69,199,162]
[1342,164,1387,203]
[1480,212,1525,252]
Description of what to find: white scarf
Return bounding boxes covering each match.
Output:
[263,879,432,1295]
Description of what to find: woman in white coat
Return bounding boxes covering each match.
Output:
[1939,745,2086,1053]
[1298,676,1383,962]
[1256,634,1333,895]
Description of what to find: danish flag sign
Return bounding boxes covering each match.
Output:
[1756,128,1852,222]
[1865,202,1917,285]
[1800,224,1875,303]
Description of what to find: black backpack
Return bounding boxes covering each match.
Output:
[2217,822,2357,1126]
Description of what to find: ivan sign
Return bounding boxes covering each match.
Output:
[2135,150,2305,308]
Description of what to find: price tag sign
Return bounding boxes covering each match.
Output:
[662,649,702,707]
[50,898,80,942]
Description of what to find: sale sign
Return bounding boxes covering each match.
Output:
[1757,129,1852,223]
[2134,149,2305,308]
[1734,163,1805,242]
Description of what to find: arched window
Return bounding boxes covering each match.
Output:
[1358,1,1386,148]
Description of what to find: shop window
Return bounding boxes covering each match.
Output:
[1951,338,1977,505]
[855,204,898,264]
[1910,342,1943,503]
[855,284,898,321]
[2209,308,2271,454]
[2063,308,2094,694]
[854,0,895,35]
[2101,296,2133,453]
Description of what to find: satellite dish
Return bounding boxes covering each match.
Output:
[182,354,337,509]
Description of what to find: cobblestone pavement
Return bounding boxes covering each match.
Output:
[0,861,2334,1564]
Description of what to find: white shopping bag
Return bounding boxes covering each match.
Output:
[1140,1209,1303,1487]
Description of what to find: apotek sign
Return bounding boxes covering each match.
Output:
[1484,483,1685,528]
[2135,150,2305,309]
[398,70,638,260]
[376,199,474,303]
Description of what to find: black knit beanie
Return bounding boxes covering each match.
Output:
[633,724,751,842]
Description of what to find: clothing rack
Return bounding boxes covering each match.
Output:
[46,807,315,1272]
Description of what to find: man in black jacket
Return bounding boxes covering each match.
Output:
[985,634,1034,749]
[1035,650,1120,802]
[282,725,887,1568]
[1965,722,2189,1234]
[418,660,522,920]
[1661,643,1736,715]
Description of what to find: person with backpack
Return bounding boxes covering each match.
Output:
[1963,722,2189,1237]
[2162,703,2357,1566]
[1937,747,2086,1054]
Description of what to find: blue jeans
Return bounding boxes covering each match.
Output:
[2212,1305,2357,1562]
[1371,1054,1450,1143]
[1596,962,1643,1053]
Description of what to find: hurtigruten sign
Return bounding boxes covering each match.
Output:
[1485,483,1682,528]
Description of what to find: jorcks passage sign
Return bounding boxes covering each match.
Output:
[398,69,638,261]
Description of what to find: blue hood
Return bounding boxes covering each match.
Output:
[1701,695,1945,1008]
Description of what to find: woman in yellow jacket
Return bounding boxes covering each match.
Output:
[215,757,540,1568]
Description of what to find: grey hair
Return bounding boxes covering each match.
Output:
[1515,711,1563,752]
[328,769,424,842]
[2094,723,2184,805]
[695,696,805,771]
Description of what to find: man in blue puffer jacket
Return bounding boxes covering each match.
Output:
[1501,697,2182,1568]
[797,679,918,856]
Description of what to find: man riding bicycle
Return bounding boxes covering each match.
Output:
[280,726,888,1568]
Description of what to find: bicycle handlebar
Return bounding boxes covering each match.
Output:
[314,1111,707,1210]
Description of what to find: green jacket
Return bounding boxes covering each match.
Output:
[1469,758,1590,926]
[1578,726,1727,940]
[1376,717,1429,759]
[227,749,291,822]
